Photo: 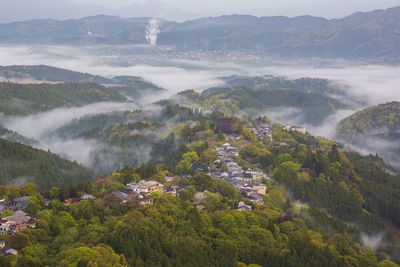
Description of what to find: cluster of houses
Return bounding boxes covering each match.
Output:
[0,197,37,236]
[211,143,268,210]
[247,123,273,140]
[112,180,183,205]
[0,197,40,257]
[282,124,306,134]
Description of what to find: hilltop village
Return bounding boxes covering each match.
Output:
[5,114,396,266]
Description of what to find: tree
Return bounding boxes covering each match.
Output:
[328,144,340,163]
[50,187,60,199]
[8,233,31,250]
[200,148,218,167]
[22,183,39,196]
[240,144,260,158]
[25,196,43,214]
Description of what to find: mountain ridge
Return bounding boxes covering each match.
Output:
[0,6,399,61]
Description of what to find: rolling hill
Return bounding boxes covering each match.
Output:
[0,138,94,190]
[0,82,127,115]
[336,101,400,168]
[0,65,166,100]
[336,101,400,141]
[201,85,350,125]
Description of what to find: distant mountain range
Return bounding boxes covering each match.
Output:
[0,0,194,22]
[0,6,400,61]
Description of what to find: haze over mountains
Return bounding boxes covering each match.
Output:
[1,6,400,62]
[0,0,195,22]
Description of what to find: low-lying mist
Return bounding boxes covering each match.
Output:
[1,44,400,170]
[1,45,400,106]
[0,102,137,169]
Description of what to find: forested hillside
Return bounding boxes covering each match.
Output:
[201,87,349,125]
[336,101,400,141]
[0,82,127,115]
[0,113,400,266]
[0,126,37,145]
[0,65,165,101]
[0,138,94,190]
[214,76,341,96]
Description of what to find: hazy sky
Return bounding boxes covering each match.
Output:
[70,0,400,18]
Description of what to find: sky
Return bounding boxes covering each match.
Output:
[69,0,400,19]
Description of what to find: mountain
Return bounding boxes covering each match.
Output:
[0,0,112,23]
[336,101,400,141]
[0,0,194,23]
[0,65,165,105]
[115,0,196,22]
[158,7,400,61]
[0,82,127,115]
[213,76,346,97]
[0,138,94,190]
[336,101,400,168]
[201,78,350,125]
[0,126,38,146]
[1,6,400,60]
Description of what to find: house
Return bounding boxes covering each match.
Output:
[0,220,11,235]
[192,162,207,171]
[164,187,177,196]
[65,198,81,205]
[9,220,29,234]
[165,176,174,182]
[136,181,164,194]
[3,210,31,223]
[249,193,264,205]
[13,196,30,208]
[195,191,208,203]
[252,184,267,195]
[246,168,267,181]
[196,205,205,211]
[242,172,254,183]
[237,201,252,211]
[215,118,236,134]
[283,124,306,134]
[112,188,139,202]
[139,196,153,206]
[207,140,218,146]
[81,194,96,200]
[0,247,18,256]
[0,200,12,212]
[5,248,18,255]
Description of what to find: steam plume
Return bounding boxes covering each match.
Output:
[146,19,160,45]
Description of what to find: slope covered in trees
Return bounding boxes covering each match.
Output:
[0,102,399,265]
[0,138,94,190]
[201,87,349,125]
[0,82,127,115]
[0,65,166,101]
[336,101,400,142]
[0,164,398,266]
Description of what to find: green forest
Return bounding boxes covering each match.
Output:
[0,138,94,190]
[0,82,127,115]
[0,106,400,266]
[336,101,400,142]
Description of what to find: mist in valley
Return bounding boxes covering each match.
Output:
[1,44,400,170]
